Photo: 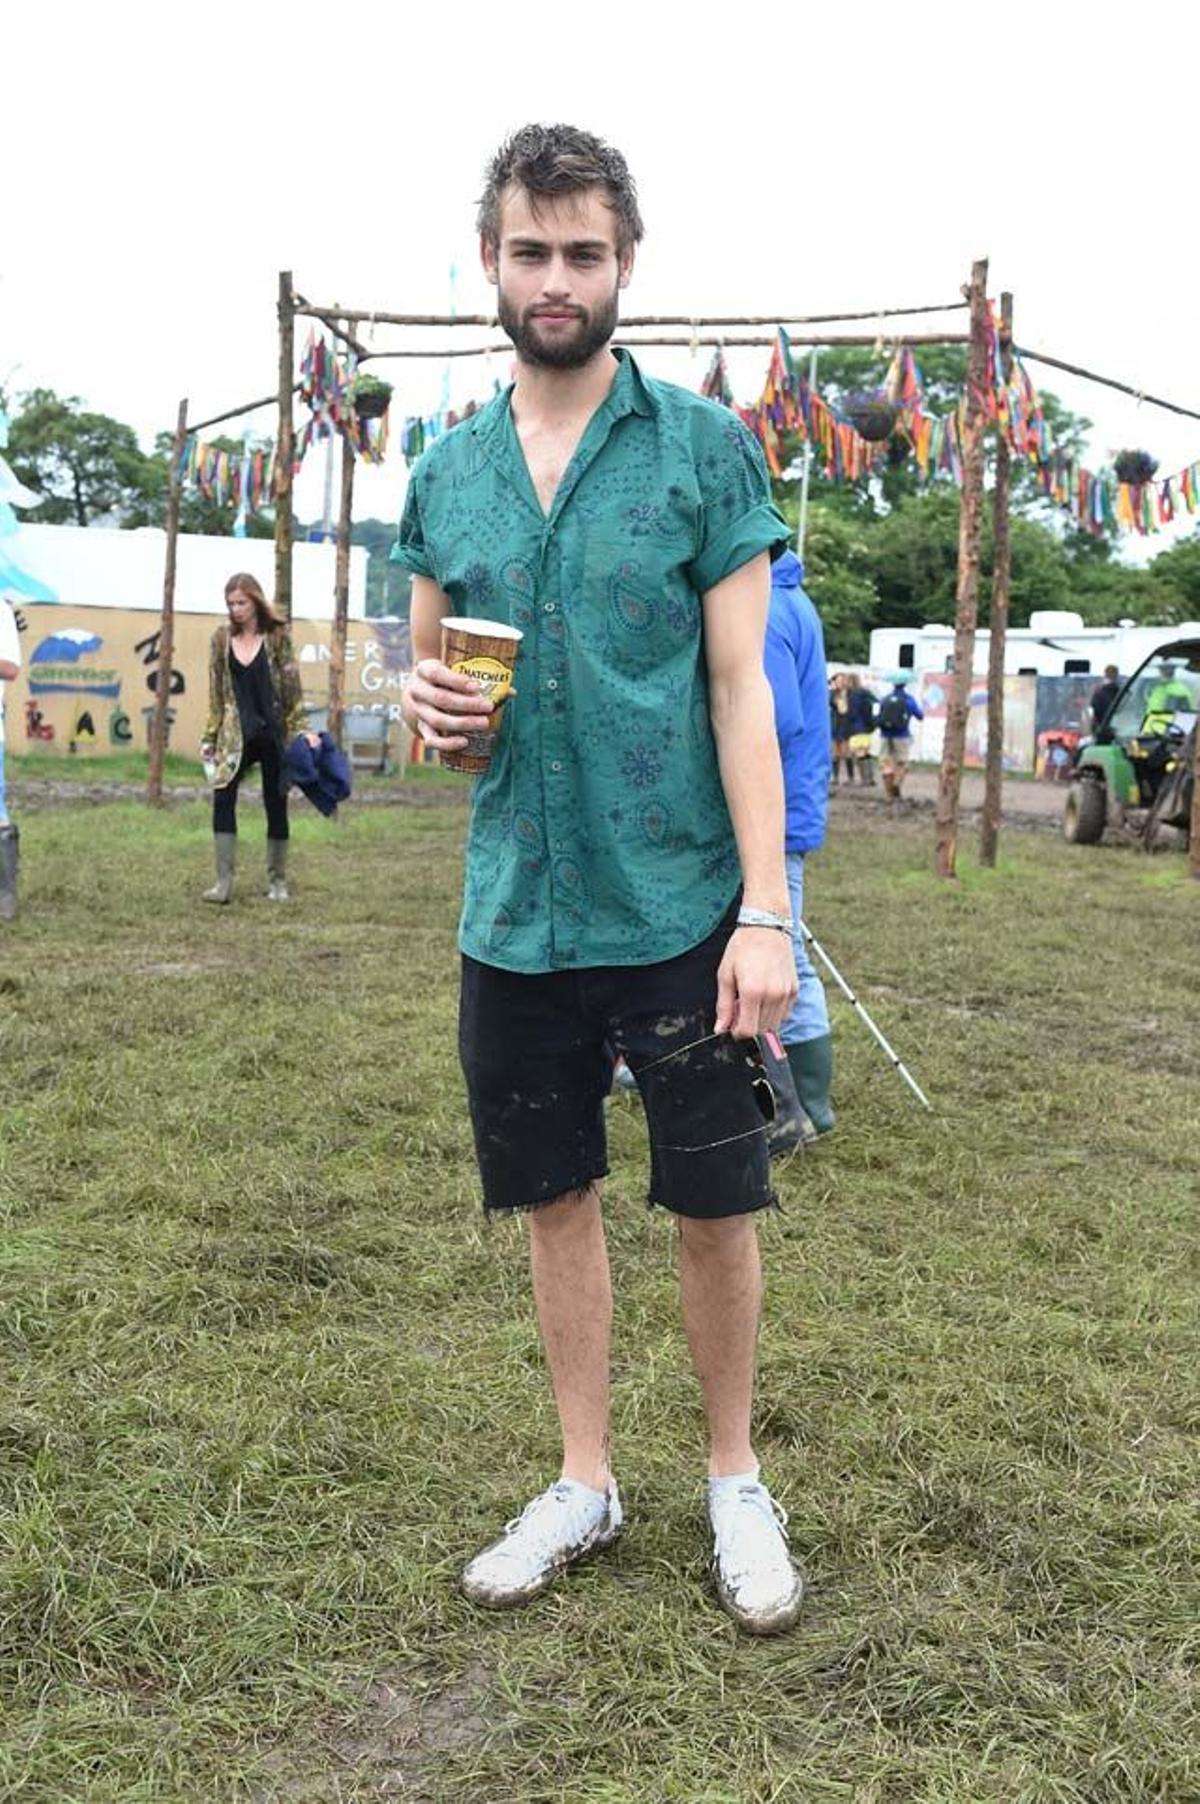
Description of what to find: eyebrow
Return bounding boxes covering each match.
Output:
[506,236,612,253]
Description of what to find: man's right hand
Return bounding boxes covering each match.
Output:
[405,658,493,751]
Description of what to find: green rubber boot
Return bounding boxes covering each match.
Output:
[203,833,236,905]
[266,838,289,902]
[785,1034,835,1136]
[0,821,19,922]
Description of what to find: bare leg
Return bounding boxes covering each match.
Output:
[528,1184,612,1492]
[678,1213,762,1478]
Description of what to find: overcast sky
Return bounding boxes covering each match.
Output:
[5,1,1198,564]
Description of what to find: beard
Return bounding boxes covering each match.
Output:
[497,283,620,370]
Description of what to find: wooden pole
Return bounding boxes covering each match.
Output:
[328,421,356,750]
[294,301,970,329]
[358,331,970,359]
[147,397,188,806]
[934,258,990,880]
[980,291,1013,869]
[274,270,295,621]
[1183,725,1190,880]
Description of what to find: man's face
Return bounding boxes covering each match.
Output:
[482,185,634,371]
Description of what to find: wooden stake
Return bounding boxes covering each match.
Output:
[275,271,295,621]
[1183,725,1190,880]
[148,397,188,806]
[935,259,990,880]
[328,422,356,750]
[980,292,1013,869]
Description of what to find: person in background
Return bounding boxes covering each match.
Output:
[1089,664,1121,734]
[829,671,853,783]
[0,595,21,921]
[763,551,835,1135]
[876,674,924,801]
[846,672,877,786]
[1140,660,1193,736]
[199,574,315,905]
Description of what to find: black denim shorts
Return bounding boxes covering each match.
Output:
[458,903,777,1220]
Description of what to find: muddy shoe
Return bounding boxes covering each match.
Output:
[708,1472,804,1635]
[462,1478,623,1608]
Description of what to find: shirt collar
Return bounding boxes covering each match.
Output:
[471,345,654,451]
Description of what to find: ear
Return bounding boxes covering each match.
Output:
[617,243,636,291]
[480,233,499,286]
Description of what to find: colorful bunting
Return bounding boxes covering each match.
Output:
[177,436,277,515]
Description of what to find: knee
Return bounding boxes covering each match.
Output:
[678,1212,757,1260]
[528,1182,603,1241]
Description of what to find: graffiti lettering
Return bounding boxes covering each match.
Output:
[134,631,187,696]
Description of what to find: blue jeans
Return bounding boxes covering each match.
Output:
[0,739,7,822]
[781,851,830,1045]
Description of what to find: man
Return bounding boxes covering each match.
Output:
[396,124,803,1634]
[763,551,834,1134]
[1089,664,1121,734]
[1140,660,1193,736]
[876,674,923,800]
[0,595,21,921]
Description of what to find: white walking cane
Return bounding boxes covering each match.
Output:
[798,918,933,1112]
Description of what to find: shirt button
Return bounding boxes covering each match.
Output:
[550,761,562,772]
[544,601,557,613]
[547,679,558,690]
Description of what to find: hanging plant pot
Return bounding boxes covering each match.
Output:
[351,375,393,421]
[1114,448,1158,486]
[842,392,900,442]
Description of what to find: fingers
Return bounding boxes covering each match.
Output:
[713,949,738,1037]
[408,659,493,750]
[718,934,799,1041]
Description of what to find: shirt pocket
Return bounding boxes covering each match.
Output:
[581,532,698,677]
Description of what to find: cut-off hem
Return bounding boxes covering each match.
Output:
[645,1187,780,1221]
[483,1173,607,1221]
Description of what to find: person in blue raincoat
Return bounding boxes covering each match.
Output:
[763,551,835,1134]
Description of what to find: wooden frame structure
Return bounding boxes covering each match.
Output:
[149,281,973,802]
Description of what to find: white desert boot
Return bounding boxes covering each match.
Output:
[462,1477,623,1609]
[707,1470,804,1635]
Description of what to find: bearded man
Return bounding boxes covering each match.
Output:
[396,124,804,1635]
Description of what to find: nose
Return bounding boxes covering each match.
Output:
[540,252,573,298]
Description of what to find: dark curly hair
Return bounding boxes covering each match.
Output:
[477,123,644,255]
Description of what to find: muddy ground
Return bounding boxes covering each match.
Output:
[8,764,1074,834]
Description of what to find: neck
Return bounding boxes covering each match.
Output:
[511,347,619,424]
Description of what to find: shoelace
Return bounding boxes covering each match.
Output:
[713,1485,791,1581]
[501,1482,597,1553]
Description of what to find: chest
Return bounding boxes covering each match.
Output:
[229,635,265,670]
[515,417,589,517]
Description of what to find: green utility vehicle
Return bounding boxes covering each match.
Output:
[1063,637,1199,850]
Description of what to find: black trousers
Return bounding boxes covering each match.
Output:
[212,733,289,840]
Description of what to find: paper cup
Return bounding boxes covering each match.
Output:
[439,617,524,774]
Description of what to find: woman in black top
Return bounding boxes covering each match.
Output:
[200,573,316,904]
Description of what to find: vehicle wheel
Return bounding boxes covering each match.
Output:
[1064,779,1106,844]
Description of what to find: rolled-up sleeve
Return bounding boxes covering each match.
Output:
[688,415,790,596]
[389,473,435,578]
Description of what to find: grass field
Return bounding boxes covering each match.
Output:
[1,787,1197,1803]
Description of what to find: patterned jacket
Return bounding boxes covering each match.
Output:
[204,624,307,790]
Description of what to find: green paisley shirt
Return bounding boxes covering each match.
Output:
[392,350,788,973]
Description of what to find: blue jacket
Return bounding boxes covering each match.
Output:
[285,730,353,817]
[763,550,831,854]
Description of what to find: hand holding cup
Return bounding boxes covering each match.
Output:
[431,618,524,774]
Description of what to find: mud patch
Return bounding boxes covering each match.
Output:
[257,1661,502,1803]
